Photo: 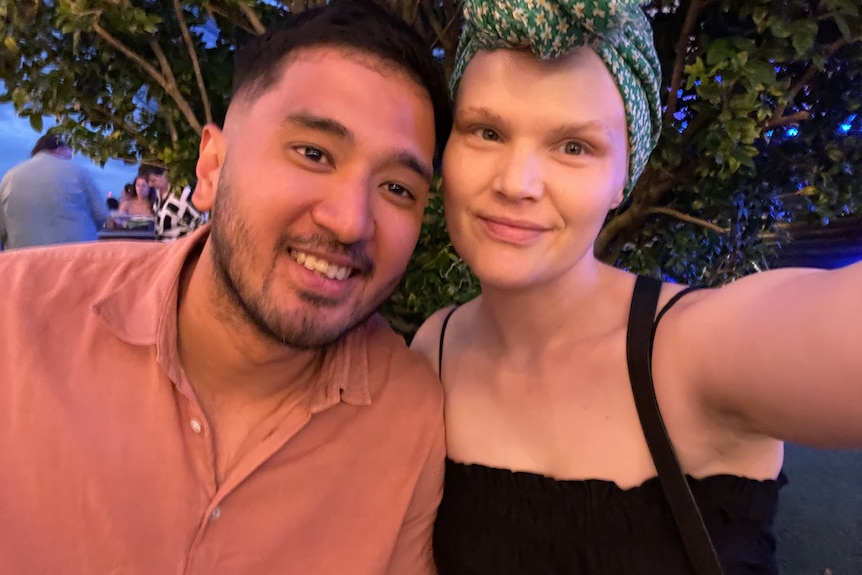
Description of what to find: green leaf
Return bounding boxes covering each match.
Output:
[791,22,817,56]
[29,114,43,132]
[3,35,18,54]
[833,14,853,42]
[826,145,845,163]
[769,19,793,39]
[706,39,736,66]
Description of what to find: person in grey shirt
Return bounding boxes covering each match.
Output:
[0,134,108,250]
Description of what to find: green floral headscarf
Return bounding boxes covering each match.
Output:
[451,0,662,198]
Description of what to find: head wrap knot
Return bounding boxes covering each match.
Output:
[451,0,662,197]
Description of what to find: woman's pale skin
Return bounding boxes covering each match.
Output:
[118,177,155,216]
[412,46,862,489]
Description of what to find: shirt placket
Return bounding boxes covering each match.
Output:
[179,386,343,575]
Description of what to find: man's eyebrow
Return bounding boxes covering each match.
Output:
[390,149,434,185]
[281,112,354,142]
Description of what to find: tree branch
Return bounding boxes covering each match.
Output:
[148,36,204,134]
[595,204,640,257]
[206,5,256,35]
[766,110,811,128]
[173,0,212,124]
[663,0,708,125]
[423,0,461,48]
[768,38,845,125]
[238,2,266,35]
[422,0,463,75]
[646,206,729,234]
[92,21,203,135]
[79,102,148,143]
[164,112,179,145]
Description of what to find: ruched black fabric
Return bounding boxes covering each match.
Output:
[433,459,786,575]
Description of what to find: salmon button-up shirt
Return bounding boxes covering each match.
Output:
[0,227,445,575]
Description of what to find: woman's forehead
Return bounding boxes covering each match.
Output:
[455,48,627,131]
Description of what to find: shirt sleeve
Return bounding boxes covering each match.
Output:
[384,421,446,575]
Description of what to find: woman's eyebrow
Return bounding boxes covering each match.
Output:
[457,106,511,130]
[547,120,614,141]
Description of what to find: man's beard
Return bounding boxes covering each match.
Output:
[208,164,396,350]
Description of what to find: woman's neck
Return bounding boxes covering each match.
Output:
[475,260,632,360]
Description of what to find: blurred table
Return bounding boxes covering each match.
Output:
[98,229,156,241]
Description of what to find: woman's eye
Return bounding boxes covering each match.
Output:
[562,141,584,155]
[294,145,330,164]
[473,128,501,142]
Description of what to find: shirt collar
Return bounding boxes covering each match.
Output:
[92,225,372,407]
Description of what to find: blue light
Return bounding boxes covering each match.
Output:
[839,124,852,133]
[786,127,799,137]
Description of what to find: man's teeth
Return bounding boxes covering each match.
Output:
[290,250,352,281]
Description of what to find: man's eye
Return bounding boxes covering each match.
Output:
[385,183,414,200]
[562,141,585,155]
[473,128,501,142]
[294,145,330,164]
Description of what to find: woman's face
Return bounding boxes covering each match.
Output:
[134,177,150,199]
[442,47,629,291]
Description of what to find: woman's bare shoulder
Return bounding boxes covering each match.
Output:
[410,306,461,377]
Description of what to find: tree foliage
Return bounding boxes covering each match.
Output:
[2,0,860,336]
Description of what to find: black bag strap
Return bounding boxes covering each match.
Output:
[625,276,724,575]
[438,306,459,376]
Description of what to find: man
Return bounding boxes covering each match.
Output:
[0,2,451,573]
[139,163,206,241]
[0,134,108,249]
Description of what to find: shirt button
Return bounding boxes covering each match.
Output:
[210,507,221,521]
[190,419,203,434]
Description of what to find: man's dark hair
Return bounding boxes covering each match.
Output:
[137,164,167,179]
[30,134,67,157]
[232,0,451,162]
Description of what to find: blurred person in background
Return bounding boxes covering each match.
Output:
[118,175,157,217]
[139,164,205,241]
[0,134,108,250]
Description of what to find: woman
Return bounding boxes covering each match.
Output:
[411,2,862,574]
[118,176,157,216]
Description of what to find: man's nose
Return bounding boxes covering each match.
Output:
[312,173,375,245]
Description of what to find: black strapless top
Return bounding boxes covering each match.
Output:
[434,459,786,574]
[433,277,787,574]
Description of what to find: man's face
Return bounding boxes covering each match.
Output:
[194,47,436,349]
[147,172,169,193]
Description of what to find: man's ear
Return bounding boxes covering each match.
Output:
[193,124,226,212]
